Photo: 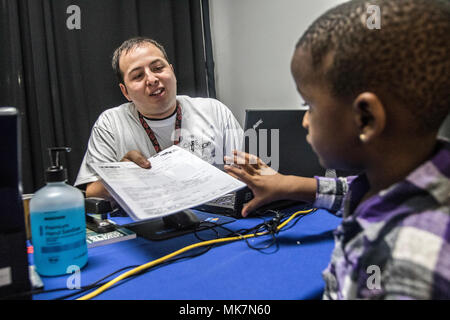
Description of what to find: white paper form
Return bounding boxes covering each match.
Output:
[91,145,246,221]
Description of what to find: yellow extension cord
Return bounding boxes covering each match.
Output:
[77,209,314,300]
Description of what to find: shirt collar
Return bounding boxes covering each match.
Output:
[344,140,450,224]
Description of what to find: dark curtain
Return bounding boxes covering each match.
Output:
[0,0,215,193]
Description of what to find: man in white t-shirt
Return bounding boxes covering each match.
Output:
[75,37,243,199]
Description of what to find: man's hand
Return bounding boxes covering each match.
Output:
[120,150,151,169]
[86,180,113,200]
[86,150,152,199]
[224,150,317,217]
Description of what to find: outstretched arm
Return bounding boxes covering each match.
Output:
[224,150,317,217]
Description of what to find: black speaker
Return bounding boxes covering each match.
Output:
[0,107,31,299]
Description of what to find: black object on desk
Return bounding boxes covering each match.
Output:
[162,210,200,230]
[0,107,31,300]
[84,195,234,241]
[85,197,116,233]
[85,197,113,219]
[126,209,204,241]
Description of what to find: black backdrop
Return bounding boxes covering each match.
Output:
[0,0,215,193]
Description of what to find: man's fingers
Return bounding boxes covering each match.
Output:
[121,150,151,169]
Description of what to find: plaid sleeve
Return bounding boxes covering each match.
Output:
[313,176,352,216]
[381,223,450,299]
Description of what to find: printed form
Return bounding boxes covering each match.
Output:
[91,145,246,221]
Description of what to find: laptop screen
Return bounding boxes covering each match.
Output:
[243,109,325,178]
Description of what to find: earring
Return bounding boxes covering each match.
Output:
[359,133,368,142]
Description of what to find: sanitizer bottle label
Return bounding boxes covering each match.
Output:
[30,206,87,276]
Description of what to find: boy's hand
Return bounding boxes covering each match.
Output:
[224,150,289,217]
[224,150,318,217]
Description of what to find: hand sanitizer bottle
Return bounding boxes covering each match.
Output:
[30,147,87,276]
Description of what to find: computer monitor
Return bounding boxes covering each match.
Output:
[244,108,325,177]
[195,109,330,217]
[0,107,31,299]
[244,108,360,178]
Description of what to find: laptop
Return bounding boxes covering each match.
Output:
[194,109,334,218]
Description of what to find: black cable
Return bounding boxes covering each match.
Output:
[51,264,143,300]
[228,209,316,253]
[241,211,284,253]
[193,221,220,241]
[1,264,141,300]
[197,209,311,254]
[28,222,221,300]
[52,236,216,300]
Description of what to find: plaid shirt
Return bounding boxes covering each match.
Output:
[313,140,450,299]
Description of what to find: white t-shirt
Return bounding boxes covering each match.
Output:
[75,95,243,187]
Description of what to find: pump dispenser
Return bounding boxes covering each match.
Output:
[30,147,87,276]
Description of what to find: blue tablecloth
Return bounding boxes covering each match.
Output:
[32,207,341,300]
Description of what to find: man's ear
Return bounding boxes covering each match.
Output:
[352,92,386,143]
[119,83,131,102]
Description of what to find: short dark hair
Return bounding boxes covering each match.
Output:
[111,37,170,84]
[296,0,450,133]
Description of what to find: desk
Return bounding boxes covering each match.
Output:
[32,206,341,300]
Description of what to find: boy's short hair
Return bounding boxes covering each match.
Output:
[296,0,450,133]
[112,37,170,85]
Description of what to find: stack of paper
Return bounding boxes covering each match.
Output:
[91,146,245,221]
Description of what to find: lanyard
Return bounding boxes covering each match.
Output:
[138,103,182,153]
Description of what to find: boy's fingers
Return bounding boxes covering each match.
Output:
[224,168,240,181]
[223,155,234,165]
[226,153,262,176]
[242,199,263,217]
[230,160,257,175]
[232,150,259,166]
[224,164,254,187]
[225,154,250,169]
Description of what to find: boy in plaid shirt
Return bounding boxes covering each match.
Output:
[225,0,450,299]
